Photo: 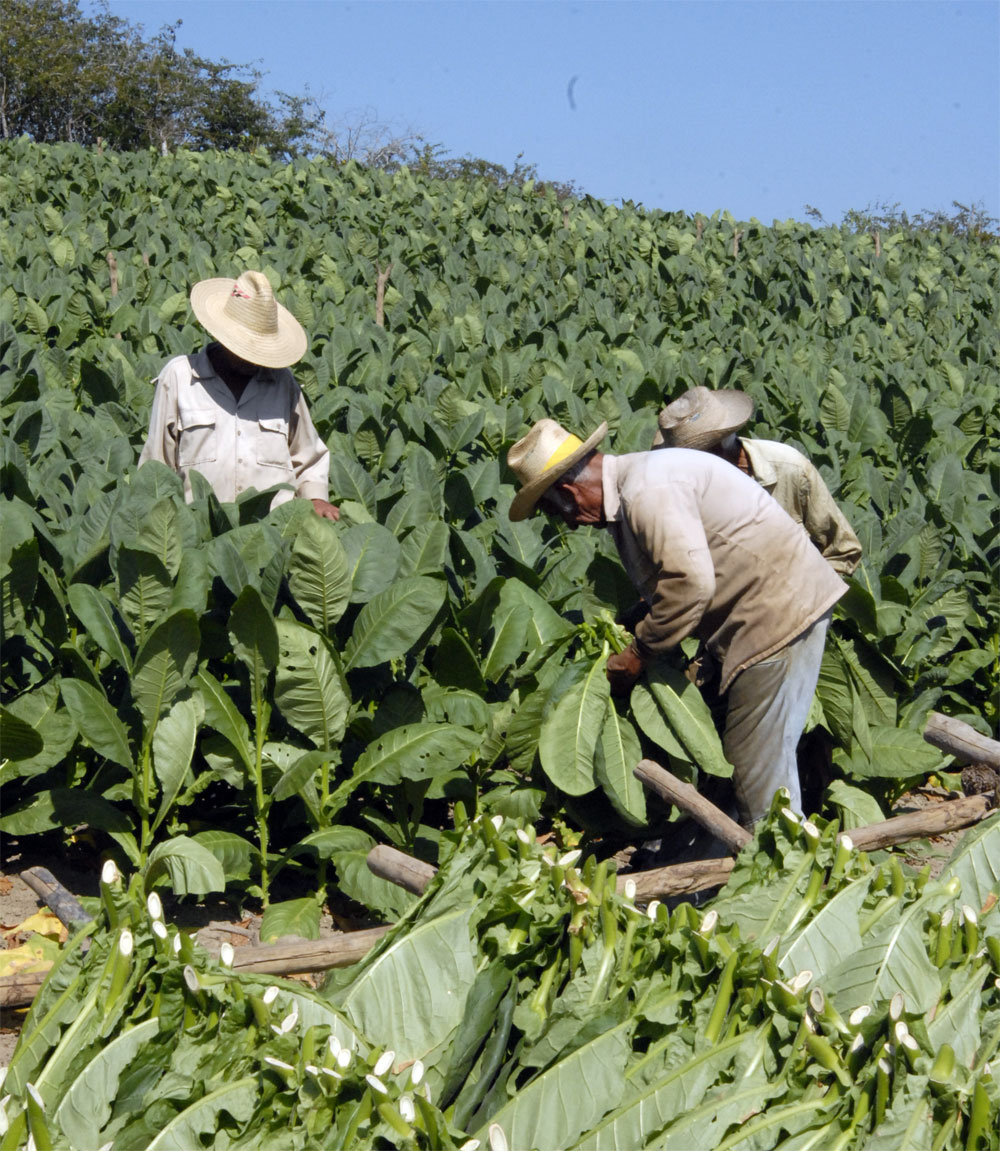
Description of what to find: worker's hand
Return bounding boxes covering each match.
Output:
[311,499,340,521]
[606,645,646,696]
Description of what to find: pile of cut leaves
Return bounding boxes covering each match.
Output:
[2,803,998,1149]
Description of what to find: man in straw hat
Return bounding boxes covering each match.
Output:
[507,417,848,826]
[139,270,338,519]
[653,387,861,576]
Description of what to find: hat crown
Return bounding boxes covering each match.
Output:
[657,386,712,432]
[655,387,754,449]
[507,419,583,487]
[222,271,279,337]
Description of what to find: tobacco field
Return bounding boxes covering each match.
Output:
[0,139,998,1147]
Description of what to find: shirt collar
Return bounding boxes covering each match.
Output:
[740,438,776,486]
[601,454,621,523]
[189,346,276,385]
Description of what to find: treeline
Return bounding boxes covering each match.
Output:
[1,0,579,196]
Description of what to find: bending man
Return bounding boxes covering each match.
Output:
[507,418,847,826]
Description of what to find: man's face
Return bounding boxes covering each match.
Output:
[539,478,604,528]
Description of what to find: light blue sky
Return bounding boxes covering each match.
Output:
[101,0,999,225]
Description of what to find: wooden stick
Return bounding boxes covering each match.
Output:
[617,858,735,900]
[0,970,49,1009]
[20,867,92,928]
[205,926,393,975]
[843,794,995,854]
[366,845,437,895]
[375,262,393,328]
[923,712,1000,770]
[634,760,752,853]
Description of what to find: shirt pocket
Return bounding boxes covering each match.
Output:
[257,416,292,469]
[177,409,217,467]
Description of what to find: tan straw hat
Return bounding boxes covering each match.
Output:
[651,386,755,449]
[190,270,307,369]
[507,418,607,521]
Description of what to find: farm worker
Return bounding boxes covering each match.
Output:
[138,270,338,519]
[506,418,847,826]
[652,387,862,576]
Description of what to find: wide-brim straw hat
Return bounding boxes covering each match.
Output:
[508,418,607,521]
[651,386,755,449]
[190,270,307,369]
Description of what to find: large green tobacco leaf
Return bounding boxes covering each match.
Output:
[53,1017,160,1149]
[229,584,279,718]
[344,575,446,670]
[936,814,1000,914]
[475,1018,632,1151]
[643,664,732,778]
[144,1078,258,1151]
[823,881,958,1015]
[777,873,873,979]
[195,669,253,772]
[538,656,610,796]
[116,546,173,646]
[335,907,477,1067]
[274,618,348,749]
[131,610,200,728]
[286,512,351,636]
[145,835,226,895]
[481,590,531,682]
[67,583,133,670]
[340,521,400,602]
[595,704,646,824]
[836,722,946,779]
[570,1030,765,1151]
[346,722,481,789]
[60,678,133,769]
[151,696,200,832]
[0,707,44,761]
[260,896,322,942]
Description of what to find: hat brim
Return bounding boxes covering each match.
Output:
[509,422,608,521]
[190,278,308,369]
[655,392,754,450]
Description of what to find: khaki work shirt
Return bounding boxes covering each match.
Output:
[603,450,847,693]
[741,438,862,576]
[138,349,330,507]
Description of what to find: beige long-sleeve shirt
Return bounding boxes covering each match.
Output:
[603,449,847,692]
[741,438,862,576]
[138,349,330,507]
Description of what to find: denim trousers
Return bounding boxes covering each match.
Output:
[722,609,832,826]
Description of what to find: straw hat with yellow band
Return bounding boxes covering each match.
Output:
[507,419,608,521]
[190,270,308,369]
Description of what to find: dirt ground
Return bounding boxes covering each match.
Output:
[0,787,981,1069]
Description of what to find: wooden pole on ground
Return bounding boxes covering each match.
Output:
[844,794,995,853]
[20,867,92,929]
[922,712,1000,769]
[633,760,752,852]
[366,845,437,895]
